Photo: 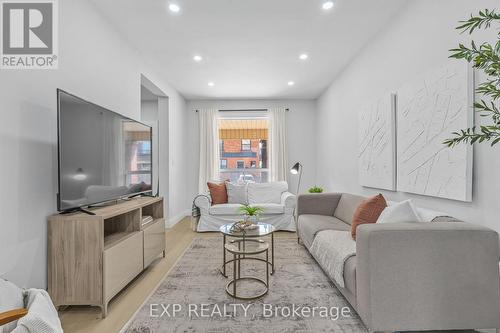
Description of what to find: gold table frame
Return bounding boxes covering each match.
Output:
[219,222,275,278]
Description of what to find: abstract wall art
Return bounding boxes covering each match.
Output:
[358,94,397,191]
[396,63,473,202]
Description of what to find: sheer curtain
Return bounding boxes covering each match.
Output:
[198,109,220,193]
[269,107,288,182]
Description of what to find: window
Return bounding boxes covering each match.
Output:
[241,139,251,151]
[218,117,269,183]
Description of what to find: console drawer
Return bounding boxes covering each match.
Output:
[143,218,166,267]
[104,231,143,301]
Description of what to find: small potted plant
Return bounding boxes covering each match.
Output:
[308,186,324,193]
[238,204,264,224]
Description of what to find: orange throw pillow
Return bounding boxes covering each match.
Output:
[351,194,387,240]
[207,182,228,205]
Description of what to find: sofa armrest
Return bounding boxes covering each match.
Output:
[296,193,342,217]
[281,191,296,209]
[194,194,211,210]
[356,222,500,332]
[0,308,27,326]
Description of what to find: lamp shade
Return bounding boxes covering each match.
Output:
[290,162,301,175]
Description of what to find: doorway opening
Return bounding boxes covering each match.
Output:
[140,75,169,219]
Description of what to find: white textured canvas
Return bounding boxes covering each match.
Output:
[397,63,473,202]
[358,94,396,190]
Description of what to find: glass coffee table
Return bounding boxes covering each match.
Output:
[219,222,276,278]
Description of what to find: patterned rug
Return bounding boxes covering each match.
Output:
[122,237,368,333]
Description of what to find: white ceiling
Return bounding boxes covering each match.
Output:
[90,0,408,100]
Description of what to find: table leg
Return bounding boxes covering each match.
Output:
[266,249,269,287]
[237,254,241,279]
[233,253,237,297]
[271,232,275,275]
[222,234,226,277]
[237,241,241,279]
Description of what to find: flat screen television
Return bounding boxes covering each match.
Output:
[57,89,153,212]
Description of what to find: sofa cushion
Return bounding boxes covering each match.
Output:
[247,182,288,204]
[351,194,387,240]
[334,193,366,225]
[209,203,284,215]
[0,279,25,333]
[225,182,247,205]
[258,203,285,215]
[297,214,350,248]
[343,256,357,296]
[207,182,228,205]
[209,203,242,215]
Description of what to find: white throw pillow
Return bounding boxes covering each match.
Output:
[247,182,288,204]
[377,200,422,224]
[225,182,247,205]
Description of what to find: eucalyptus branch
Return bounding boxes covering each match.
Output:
[450,42,500,76]
[474,100,500,124]
[444,126,500,147]
[456,9,500,34]
[477,81,500,100]
[444,9,500,147]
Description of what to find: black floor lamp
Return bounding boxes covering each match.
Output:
[290,162,303,194]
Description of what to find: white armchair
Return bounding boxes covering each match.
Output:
[0,279,63,333]
[281,191,297,211]
[194,194,211,212]
[193,182,297,232]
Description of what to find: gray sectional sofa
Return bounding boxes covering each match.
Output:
[297,193,500,333]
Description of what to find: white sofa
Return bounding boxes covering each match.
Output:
[194,181,296,232]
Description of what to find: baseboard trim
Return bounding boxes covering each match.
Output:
[165,209,190,228]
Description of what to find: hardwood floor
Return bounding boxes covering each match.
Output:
[59,217,296,333]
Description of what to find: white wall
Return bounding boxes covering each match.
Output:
[0,0,187,288]
[185,100,317,203]
[316,0,500,233]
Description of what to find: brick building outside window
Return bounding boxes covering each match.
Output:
[218,118,269,183]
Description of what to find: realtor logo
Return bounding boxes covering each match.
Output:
[1,0,58,69]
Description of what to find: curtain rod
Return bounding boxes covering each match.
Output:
[195,108,290,112]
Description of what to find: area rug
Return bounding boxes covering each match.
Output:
[122,237,368,333]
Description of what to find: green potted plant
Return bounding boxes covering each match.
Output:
[238,204,264,224]
[308,186,324,193]
[444,9,500,146]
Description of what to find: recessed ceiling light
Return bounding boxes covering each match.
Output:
[168,3,180,13]
[193,55,203,62]
[299,53,309,60]
[208,82,215,87]
[288,81,295,86]
[322,1,334,10]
